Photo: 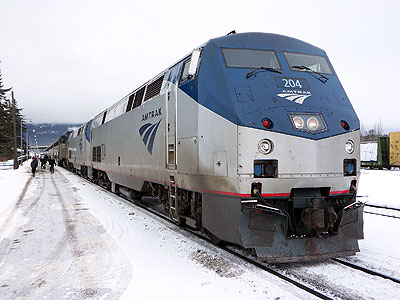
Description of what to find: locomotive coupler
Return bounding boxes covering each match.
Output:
[301,198,338,237]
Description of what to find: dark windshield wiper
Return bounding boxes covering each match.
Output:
[292,65,329,83]
[246,66,282,79]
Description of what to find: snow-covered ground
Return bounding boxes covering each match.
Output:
[0,163,399,299]
[357,169,400,209]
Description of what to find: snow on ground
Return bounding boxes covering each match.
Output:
[347,168,400,279]
[0,163,317,300]
[358,168,400,209]
[0,162,400,299]
[57,167,315,300]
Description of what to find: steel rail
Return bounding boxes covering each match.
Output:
[332,258,400,284]
[364,211,400,219]
[364,203,400,211]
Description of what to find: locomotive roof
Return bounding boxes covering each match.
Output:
[209,32,325,56]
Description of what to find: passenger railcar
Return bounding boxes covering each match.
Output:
[62,32,363,262]
[45,132,70,168]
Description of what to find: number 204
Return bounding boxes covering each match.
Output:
[283,79,302,88]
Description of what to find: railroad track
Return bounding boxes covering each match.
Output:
[364,203,400,211]
[332,258,400,284]
[363,204,400,219]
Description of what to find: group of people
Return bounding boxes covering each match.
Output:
[30,154,56,177]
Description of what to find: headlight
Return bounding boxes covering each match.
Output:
[307,117,319,131]
[289,113,327,133]
[258,139,274,154]
[345,140,354,154]
[293,116,304,129]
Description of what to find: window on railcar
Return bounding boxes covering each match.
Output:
[101,111,107,124]
[221,48,281,69]
[133,86,145,109]
[92,113,103,129]
[105,99,128,123]
[126,93,135,112]
[180,59,191,83]
[284,52,333,74]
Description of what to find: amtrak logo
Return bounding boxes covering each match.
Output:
[139,119,162,154]
[277,90,311,104]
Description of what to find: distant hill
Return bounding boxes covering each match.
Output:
[26,123,82,147]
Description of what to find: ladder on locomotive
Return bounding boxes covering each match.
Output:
[169,177,180,223]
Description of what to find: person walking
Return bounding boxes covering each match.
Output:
[40,156,47,169]
[48,156,56,174]
[31,157,38,177]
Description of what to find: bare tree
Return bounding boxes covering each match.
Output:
[374,118,383,136]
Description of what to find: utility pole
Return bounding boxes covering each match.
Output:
[26,125,28,156]
[11,91,18,169]
[21,119,23,154]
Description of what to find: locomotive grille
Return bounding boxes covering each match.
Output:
[144,75,164,102]
[92,146,101,162]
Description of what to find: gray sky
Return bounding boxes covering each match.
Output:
[1,0,399,132]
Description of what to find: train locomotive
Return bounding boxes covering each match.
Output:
[46,32,364,262]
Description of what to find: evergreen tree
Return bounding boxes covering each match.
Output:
[0,66,14,159]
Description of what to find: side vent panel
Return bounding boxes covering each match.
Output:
[144,75,164,102]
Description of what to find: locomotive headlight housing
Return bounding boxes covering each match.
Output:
[289,113,327,134]
[258,139,274,154]
[292,116,304,129]
[306,117,319,131]
[345,140,355,154]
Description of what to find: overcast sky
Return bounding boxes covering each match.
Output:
[1,0,399,132]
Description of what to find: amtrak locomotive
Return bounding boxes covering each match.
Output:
[47,32,364,262]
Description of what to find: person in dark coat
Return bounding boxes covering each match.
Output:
[48,157,56,174]
[31,157,38,177]
[41,156,47,169]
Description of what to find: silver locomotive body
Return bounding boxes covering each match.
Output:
[64,32,363,262]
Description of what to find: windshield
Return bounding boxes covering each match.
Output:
[221,48,281,69]
[284,52,333,74]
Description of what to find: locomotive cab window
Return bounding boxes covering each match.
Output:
[221,48,281,69]
[180,59,191,83]
[284,52,333,74]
